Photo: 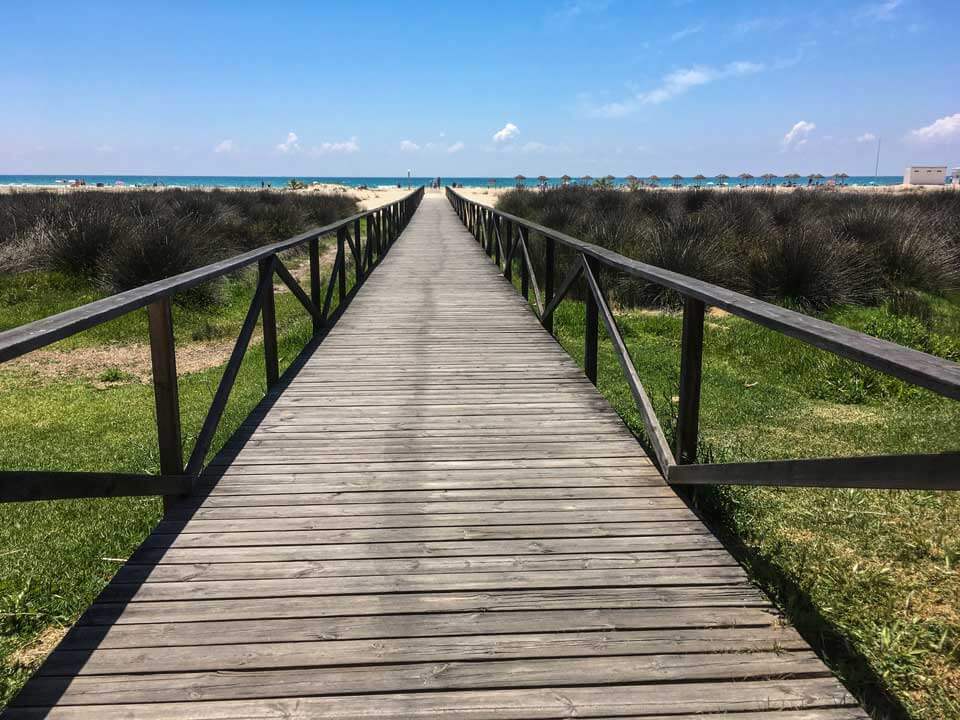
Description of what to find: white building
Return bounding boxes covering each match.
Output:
[904,166,947,186]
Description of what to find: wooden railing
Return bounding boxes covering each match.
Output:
[0,187,424,505]
[447,187,959,491]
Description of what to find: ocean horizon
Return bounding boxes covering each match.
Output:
[0,174,910,189]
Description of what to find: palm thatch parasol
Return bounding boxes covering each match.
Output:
[716,173,729,187]
[648,174,660,186]
[537,175,549,191]
[514,174,526,189]
[580,175,593,186]
[625,174,640,191]
[761,172,776,186]
[560,174,572,186]
[671,174,683,188]
[693,173,706,187]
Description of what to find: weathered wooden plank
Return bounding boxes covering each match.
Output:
[4,678,862,718]
[128,534,725,565]
[99,565,748,603]
[42,634,815,677]
[139,521,712,549]
[80,585,770,625]
[62,606,784,649]
[115,549,735,583]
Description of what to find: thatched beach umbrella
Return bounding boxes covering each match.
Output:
[514,174,526,189]
[785,173,801,186]
[580,175,593,186]
[761,172,776,186]
[625,174,640,191]
[737,172,753,187]
[693,173,706,187]
[671,174,683,188]
[560,174,571,187]
[537,175,549,191]
[648,174,660,187]
[716,173,729,187]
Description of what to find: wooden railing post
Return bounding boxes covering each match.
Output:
[543,237,556,334]
[676,297,705,464]
[584,258,599,385]
[337,229,347,302]
[258,257,279,388]
[485,212,494,256]
[365,216,374,270]
[354,218,363,284]
[519,228,530,301]
[309,238,322,335]
[147,297,185,513]
[494,215,501,266]
[504,220,514,281]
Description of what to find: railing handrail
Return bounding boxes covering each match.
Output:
[0,187,425,364]
[447,187,960,401]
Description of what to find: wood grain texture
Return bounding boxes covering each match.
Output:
[6,194,862,718]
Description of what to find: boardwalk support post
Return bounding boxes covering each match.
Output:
[309,237,322,335]
[543,237,556,334]
[259,257,279,388]
[147,297,185,512]
[676,297,705,464]
[584,257,599,385]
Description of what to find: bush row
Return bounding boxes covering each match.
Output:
[0,189,359,303]
[496,187,960,311]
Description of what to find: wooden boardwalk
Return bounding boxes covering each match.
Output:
[6,195,866,719]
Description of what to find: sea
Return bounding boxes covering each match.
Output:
[0,174,911,190]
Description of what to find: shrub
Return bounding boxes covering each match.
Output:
[0,189,361,301]
[496,187,960,311]
[747,224,878,310]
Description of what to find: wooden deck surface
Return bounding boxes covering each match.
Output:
[5,195,866,719]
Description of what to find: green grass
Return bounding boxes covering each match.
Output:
[543,292,960,720]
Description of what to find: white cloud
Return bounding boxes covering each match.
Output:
[909,113,960,142]
[213,139,233,153]
[856,132,877,143]
[447,141,465,154]
[591,61,763,117]
[783,120,816,149]
[860,0,902,21]
[276,131,300,153]
[312,137,360,154]
[670,24,703,42]
[399,140,420,152]
[493,122,520,143]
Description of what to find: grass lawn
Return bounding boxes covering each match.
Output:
[544,290,960,720]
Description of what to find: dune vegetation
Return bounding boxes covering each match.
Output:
[0,189,359,302]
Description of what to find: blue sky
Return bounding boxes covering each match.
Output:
[2,0,958,177]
